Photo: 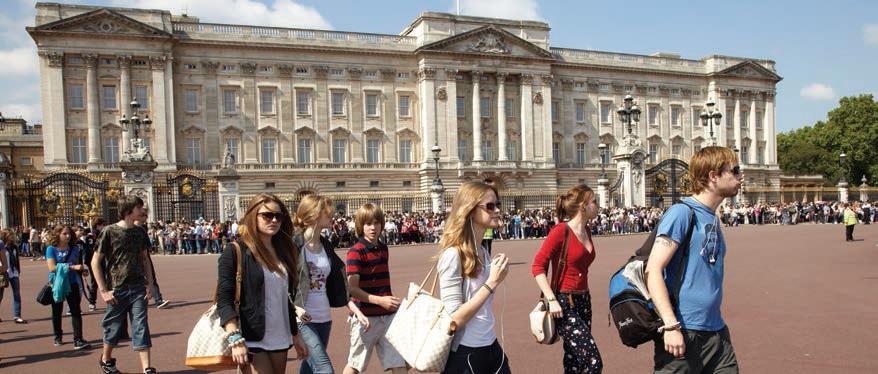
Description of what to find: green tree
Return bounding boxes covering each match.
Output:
[777,94,878,184]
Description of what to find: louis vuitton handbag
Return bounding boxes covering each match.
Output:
[529,226,570,345]
[385,265,457,372]
[184,242,242,371]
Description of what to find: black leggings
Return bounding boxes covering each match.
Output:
[51,287,84,341]
[443,340,510,374]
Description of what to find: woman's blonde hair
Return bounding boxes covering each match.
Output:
[293,194,334,242]
[436,181,498,279]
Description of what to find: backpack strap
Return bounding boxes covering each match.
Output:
[670,203,698,307]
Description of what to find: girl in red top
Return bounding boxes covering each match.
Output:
[531,184,603,373]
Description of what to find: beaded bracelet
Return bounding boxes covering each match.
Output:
[227,333,243,345]
[229,337,246,347]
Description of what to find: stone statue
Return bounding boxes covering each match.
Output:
[222,144,236,169]
[468,35,510,54]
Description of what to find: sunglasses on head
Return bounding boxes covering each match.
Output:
[479,202,502,211]
[257,211,286,222]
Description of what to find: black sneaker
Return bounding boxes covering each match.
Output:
[73,339,91,350]
[54,338,63,347]
[100,358,120,374]
[144,367,157,374]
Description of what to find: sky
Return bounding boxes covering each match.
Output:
[1,0,877,134]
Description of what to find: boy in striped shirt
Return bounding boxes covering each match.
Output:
[343,203,406,374]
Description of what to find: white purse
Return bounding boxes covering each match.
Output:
[385,266,457,372]
[529,226,570,345]
[185,242,242,371]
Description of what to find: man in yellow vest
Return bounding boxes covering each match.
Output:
[843,202,858,241]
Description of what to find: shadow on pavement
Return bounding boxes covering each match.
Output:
[0,348,91,368]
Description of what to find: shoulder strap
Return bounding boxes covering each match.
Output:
[549,225,571,294]
[670,203,697,307]
[232,241,243,315]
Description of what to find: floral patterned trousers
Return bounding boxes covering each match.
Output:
[556,292,603,374]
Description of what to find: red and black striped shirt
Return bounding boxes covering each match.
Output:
[346,238,394,316]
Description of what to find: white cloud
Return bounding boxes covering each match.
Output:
[800,83,835,101]
[456,0,541,21]
[0,102,41,124]
[0,46,38,77]
[865,24,878,46]
[111,0,332,29]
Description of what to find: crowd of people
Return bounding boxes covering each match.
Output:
[1,152,875,373]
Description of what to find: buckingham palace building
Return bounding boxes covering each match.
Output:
[24,2,782,215]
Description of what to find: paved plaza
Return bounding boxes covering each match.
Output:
[0,223,876,373]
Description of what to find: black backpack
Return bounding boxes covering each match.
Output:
[607,203,696,348]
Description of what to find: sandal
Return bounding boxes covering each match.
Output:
[14,318,28,324]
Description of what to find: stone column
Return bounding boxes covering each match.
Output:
[444,69,459,161]
[471,71,483,161]
[164,56,177,163]
[85,54,101,165]
[149,56,171,168]
[597,176,609,209]
[118,55,132,154]
[733,93,742,151]
[497,73,508,161]
[540,74,553,163]
[419,67,437,163]
[0,158,11,228]
[748,96,758,164]
[765,93,776,164]
[520,74,534,161]
[314,66,330,163]
[38,51,67,165]
[216,168,242,222]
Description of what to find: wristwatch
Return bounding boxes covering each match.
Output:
[546,296,557,302]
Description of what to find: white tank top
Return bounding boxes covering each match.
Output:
[246,264,292,350]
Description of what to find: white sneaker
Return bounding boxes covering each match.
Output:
[155,300,171,309]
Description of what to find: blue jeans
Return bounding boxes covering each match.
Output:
[0,276,23,318]
[102,286,151,351]
[298,321,334,374]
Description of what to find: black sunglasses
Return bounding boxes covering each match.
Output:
[479,202,502,211]
[257,211,286,222]
[726,165,741,176]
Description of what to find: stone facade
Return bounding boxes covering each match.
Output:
[27,3,782,204]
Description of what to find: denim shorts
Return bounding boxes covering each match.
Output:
[102,286,152,351]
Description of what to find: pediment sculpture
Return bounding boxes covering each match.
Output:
[468,34,510,54]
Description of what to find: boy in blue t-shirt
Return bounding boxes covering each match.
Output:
[646,146,743,374]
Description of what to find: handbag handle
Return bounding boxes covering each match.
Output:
[212,241,244,315]
[542,225,571,300]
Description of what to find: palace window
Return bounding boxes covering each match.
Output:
[332,139,347,163]
[185,90,198,112]
[261,138,277,164]
[103,137,119,163]
[260,89,274,114]
[601,146,611,164]
[399,140,412,163]
[134,85,149,109]
[649,143,658,163]
[370,181,380,187]
[575,102,585,123]
[671,106,681,126]
[506,140,517,161]
[756,111,763,129]
[600,102,612,124]
[69,84,84,109]
[758,145,765,164]
[458,139,468,161]
[225,138,240,161]
[551,100,559,122]
[692,107,701,129]
[505,98,515,118]
[741,145,750,164]
[672,144,682,157]
[398,95,410,117]
[223,89,237,113]
[330,68,344,76]
[741,110,749,129]
[331,92,345,115]
[480,97,491,118]
[186,138,202,164]
[481,140,493,160]
[726,109,734,129]
[366,138,380,163]
[365,93,379,117]
[552,142,560,167]
[102,85,117,109]
[576,143,586,166]
[457,96,466,118]
[297,138,312,163]
[297,90,311,115]
[71,136,87,163]
[648,105,659,126]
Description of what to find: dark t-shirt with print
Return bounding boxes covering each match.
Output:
[95,224,149,290]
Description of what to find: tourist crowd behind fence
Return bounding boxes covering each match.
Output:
[5,200,874,258]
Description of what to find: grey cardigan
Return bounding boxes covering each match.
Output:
[437,247,483,351]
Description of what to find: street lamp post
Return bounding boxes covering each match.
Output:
[838,153,848,184]
[119,98,152,158]
[596,142,610,208]
[700,99,723,146]
[615,94,641,136]
[430,143,445,213]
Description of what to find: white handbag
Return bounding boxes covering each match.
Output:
[529,226,569,345]
[385,266,457,372]
[185,242,242,372]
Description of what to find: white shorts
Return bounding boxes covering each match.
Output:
[347,314,406,372]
